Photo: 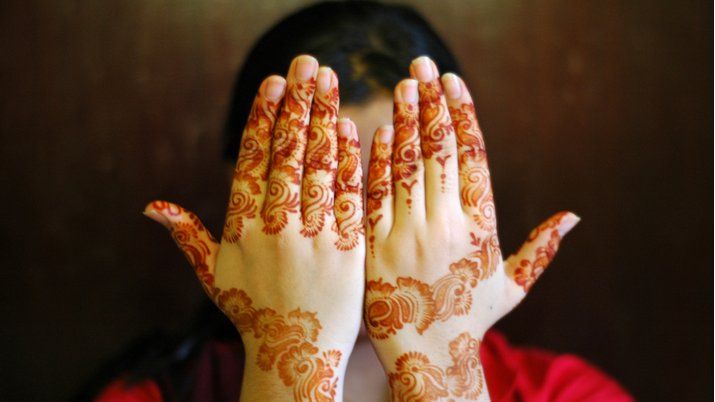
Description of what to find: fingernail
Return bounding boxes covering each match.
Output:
[400,79,418,103]
[338,118,354,138]
[143,209,171,229]
[377,125,394,143]
[442,73,462,100]
[264,76,286,101]
[317,66,332,94]
[558,212,581,236]
[412,56,436,82]
[295,55,318,81]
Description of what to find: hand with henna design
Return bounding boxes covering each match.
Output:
[364,56,580,402]
[144,55,364,402]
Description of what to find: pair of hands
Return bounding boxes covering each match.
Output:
[144,55,578,402]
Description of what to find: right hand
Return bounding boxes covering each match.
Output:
[144,55,365,402]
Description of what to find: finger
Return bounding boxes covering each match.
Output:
[262,55,318,234]
[442,73,496,233]
[301,67,339,238]
[391,79,426,225]
[505,212,580,292]
[410,56,461,219]
[223,75,285,243]
[366,125,395,259]
[144,200,220,294]
[333,118,364,251]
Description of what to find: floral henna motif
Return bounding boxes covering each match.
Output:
[512,212,568,291]
[301,86,338,238]
[223,97,279,243]
[333,134,363,251]
[450,103,496,232]
[388,352,449,402]
[364,278,435,339]
[262,78,316,235]
[393,102,421,209]
[418,79,454,189]
[217,288,342,402]
[388,333,484,401]
[365,234,500,338]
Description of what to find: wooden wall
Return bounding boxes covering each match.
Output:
[0,1,710,400]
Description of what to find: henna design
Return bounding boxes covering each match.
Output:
[450,103,496,232]
[418,80,454,189]
[366,138,392,257]
[216,288,342,402]
[263,78,315,234]
[301,86,338,238]
[223,97,279,242]
[388,352,449,402]
[333,134,363,251]
[365,234,500,338]
[512,212,568,291]
[148,201,217,295]
[393,102,421,210]
[388,333,484,401]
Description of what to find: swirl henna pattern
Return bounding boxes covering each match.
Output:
[388,332,484,402]
[366,137,392,258]
[511,211,569,291]
[333,133,363,251]
[364,234,501,339]
[393,102,421,209]
[418,79,454,189]
[223,95,280,243]
[262,77,316,235]
[449,103,496,232]
[301,85,338,238]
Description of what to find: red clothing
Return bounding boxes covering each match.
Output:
[96,330,633,402]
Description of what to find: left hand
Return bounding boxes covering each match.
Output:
[363,56,579,402]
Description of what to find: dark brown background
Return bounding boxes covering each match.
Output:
[1,1,711,401]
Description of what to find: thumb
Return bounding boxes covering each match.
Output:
[505,211,580,292]
[144,200,219,291]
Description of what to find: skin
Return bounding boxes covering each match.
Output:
[145,55,578,402]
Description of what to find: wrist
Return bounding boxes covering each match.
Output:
[239,340,350,402]
[370,331,489,402]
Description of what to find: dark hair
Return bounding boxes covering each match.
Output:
[81,2,460,400]
[223,0,460,161]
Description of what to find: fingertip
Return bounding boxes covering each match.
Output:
[376,125,395,143]
[143,201,172,229]
[338,117,357,139]
[558,211,581,236]
[263,75,287,101]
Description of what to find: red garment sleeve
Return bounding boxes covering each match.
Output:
[480,330,634,402]
[94,378,163,402]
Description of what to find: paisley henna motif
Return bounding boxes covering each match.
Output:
[216,288,341,402]
[418,79,454,189]
[393,102,421,209]
[365,233,500,338]
[387,332,484,401]
[333,134,363,251]
[301,86,338,238]
[449,102,496,232]
[263,78,316,234]
[223,96,279,242]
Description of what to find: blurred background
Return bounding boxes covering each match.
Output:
[0,0,711,401]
